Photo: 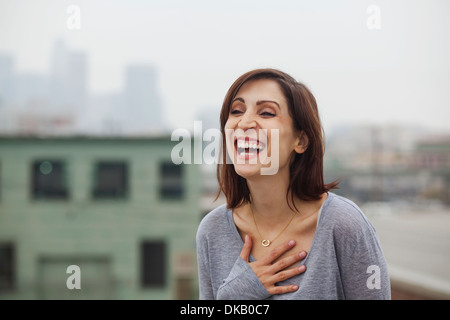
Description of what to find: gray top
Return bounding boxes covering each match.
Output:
[196,192,391,300]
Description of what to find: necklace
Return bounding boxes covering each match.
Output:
[249,203,297,247]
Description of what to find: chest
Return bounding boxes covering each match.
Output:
[236,215,318,266]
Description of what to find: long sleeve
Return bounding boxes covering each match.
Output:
[333,207,391,300]
[196,227,270,300]
[195,194,391,300]
[196,230,214,300]
[216,257,271,300]
[195,204,271,300]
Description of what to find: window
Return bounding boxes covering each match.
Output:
[159,162,184,200]
[32,160,68,199]
[0,243,15,291]
[93,161,128,199]
[140,240,166,288]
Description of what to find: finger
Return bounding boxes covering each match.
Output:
[239,235,252,262]
[261,240,296,265]
[270,251,307,273]
[268,284,299,295]
[270,265,306,285]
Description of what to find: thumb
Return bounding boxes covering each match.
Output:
[239,235,252,262]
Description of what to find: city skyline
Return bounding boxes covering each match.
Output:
[1,36,449,137]
[0,39,166,135]
[0,0,449,133]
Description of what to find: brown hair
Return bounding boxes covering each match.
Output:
[216,68,339,210]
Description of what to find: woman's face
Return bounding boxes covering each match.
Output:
[224,78,306,178]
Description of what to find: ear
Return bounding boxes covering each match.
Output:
[294,131,308,154]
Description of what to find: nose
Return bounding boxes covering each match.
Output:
[237,111,257,130]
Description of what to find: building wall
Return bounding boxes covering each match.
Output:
[0,136,201,299]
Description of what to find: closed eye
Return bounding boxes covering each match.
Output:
[230,110,243,115]
[260,111,275,117]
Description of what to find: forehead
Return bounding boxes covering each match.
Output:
[235,78,287,106]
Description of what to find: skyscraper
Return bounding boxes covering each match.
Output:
[49,39,87,112]
[0,54,14,108]
[124,65,163,134]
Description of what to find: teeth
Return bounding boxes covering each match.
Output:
[236,140,264,150]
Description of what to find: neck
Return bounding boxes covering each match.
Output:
[246,168,297,224]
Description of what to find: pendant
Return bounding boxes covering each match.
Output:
[261,239,271,247]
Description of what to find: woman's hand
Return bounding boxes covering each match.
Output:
[240,235,307,295]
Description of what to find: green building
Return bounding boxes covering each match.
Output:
[0,136,202,299]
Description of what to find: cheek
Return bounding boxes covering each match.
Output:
[224,120,233,142]
[224,117,236,129]
[270,127,296,156]
[223,120,235,157]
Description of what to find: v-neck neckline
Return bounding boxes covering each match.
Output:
[226,192,334,264]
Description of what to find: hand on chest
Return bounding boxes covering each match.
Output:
[234,208,318,268]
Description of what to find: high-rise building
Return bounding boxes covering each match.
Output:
[0,54,14,107]
[124,65,163,134]
[49,39,87,112]
[14,73,49,107]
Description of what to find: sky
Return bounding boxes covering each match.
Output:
[1,0,449,133]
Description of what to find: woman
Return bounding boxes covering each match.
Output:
[196,68,390,300]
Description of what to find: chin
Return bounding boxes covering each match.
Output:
[233,163,262,179]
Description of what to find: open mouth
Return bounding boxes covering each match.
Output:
[234,137,266,157]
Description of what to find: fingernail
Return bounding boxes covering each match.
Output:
[299,251,307,259]
[298,265,306,272]
[245,235,248,242]
[288,240,295,247]
[292,285,299,290]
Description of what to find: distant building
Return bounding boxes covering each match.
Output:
[413,135,450,204]
[0,136,202,299]
[49,39,87,112]
[0,40,86,136]
[123,65,164,134]
[0,40,168,137]
[324,124,450,205]
[0,54,14,107]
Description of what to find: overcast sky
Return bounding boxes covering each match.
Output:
[1,0,449,132]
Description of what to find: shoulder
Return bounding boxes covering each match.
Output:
[323,193,377,241]
[196,203,231,243]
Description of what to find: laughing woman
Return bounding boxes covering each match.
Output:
[196,69,391,300]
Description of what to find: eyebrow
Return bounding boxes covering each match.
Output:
[231,97,281,110]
